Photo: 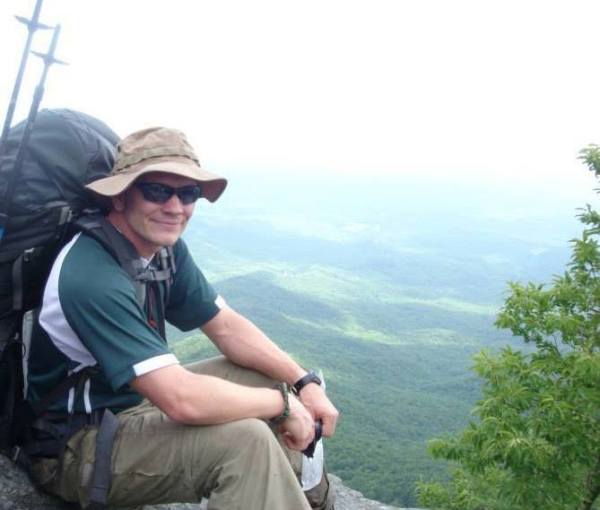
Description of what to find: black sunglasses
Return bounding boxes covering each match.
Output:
[134,182,203,205]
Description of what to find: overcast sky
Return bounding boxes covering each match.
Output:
[1,0,600,198]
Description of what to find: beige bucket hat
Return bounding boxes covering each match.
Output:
[86,127,227,202]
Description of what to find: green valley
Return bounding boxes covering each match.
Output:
[167,171,590,506]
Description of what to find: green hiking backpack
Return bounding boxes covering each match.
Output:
[0,109,174,463]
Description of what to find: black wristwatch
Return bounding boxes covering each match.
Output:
[293,370,322,395]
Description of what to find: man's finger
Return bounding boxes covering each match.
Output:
[320,414,337,437]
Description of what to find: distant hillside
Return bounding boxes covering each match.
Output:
[169,172,587,506]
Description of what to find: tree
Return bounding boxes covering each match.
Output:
[417,148,600,510]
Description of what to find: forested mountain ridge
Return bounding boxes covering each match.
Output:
[169,171,593,506]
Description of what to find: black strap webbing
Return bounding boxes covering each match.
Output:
[0,338,22,450]
[11,253,24,311]
[87,409,119,509]
[30,367,97,417]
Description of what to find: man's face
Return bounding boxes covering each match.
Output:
[113,172,198,257]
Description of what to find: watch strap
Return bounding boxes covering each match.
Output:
[293,371,322,395]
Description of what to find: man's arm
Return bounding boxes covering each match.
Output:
[130,363,316,451]
[131,304,338,448]
[201,305,306,385]
[201,305,339,437]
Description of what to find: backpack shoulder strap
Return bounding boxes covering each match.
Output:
[75,214,148,305]
[74,214,175,336]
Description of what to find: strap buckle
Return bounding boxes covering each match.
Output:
[10,445,22,462]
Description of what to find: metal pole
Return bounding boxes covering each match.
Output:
[0,0,50,149]
[0,24,66,242]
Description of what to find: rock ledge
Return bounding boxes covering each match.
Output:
[0,454,418,510]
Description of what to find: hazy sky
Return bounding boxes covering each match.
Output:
[1,0,599,197]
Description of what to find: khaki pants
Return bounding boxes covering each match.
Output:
[31,356,334,510]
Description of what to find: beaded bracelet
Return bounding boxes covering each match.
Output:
[270,382,290,425]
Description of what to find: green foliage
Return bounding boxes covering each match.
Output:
[418,165,600,509]
[579,144,600,177]
[418,466,508,510]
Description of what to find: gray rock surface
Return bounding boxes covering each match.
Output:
[0,453,66,509]
[328,475,408,510]
[0,454,415,510]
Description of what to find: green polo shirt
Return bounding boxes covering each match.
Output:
[27,232,222,413]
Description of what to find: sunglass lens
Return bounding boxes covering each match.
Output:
[136,182,202,204]
[137,183,171,203]
[177,185,202,205]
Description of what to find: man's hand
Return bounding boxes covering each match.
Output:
[278,394,315,451]
[297,383,339,437]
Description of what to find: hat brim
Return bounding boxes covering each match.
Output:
[86,156,227,203]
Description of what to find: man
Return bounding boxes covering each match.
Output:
[26,127,338,509]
